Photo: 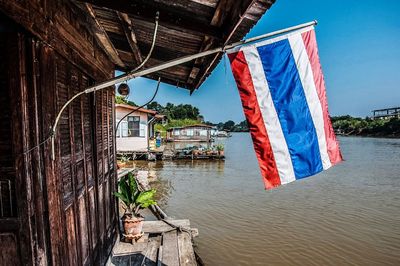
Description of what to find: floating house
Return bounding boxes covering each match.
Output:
[166,124,214,142]
[115,104,164,152]
[0,0,273,264]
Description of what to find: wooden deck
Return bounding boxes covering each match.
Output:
[107,220,198,266]
[112,169,199,266]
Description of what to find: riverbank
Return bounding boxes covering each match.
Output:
[332,116,400,138]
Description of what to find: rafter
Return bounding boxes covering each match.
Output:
[116,11,143,66]
[83,3,125,67]
[187,0,230,86]
[77,0,223,40]
[193,0,261,90]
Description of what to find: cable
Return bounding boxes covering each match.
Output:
[130,11,159,73]
[115,77,161,134]
[16,134,52,159]
[18,76,160,158]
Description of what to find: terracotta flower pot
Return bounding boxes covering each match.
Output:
[218,150,224,156]
[122,214,144,236]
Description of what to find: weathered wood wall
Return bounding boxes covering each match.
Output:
[0,1,117,265]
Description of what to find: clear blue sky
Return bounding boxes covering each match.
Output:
[119,0,400,123]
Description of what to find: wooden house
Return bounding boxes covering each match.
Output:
[115,104,164,152]
[0,0,275,265]
[166,124,214,142]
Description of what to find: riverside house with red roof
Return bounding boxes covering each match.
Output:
[116,104,165,152]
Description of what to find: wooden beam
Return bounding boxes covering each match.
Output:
[76,0,223,39]
[186,0,230,85]
[193,0,262,90]
[84,3,125,67]
[116,11,143,66]
[190,0,219,8]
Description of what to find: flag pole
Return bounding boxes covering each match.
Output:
[84,20,317,94]
[50,20,317,160]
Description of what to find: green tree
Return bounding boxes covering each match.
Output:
[223,120,235,131]
[147,101,164,112]
[115,95,136,106]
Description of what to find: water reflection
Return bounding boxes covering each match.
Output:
[128,135,400,265]
[131,159,226,209]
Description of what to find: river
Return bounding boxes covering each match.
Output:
[134,133,400,265]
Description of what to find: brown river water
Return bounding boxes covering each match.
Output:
[133,133,400,265]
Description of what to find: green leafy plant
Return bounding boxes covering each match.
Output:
[114,173,157,216]
[120,154,129,163]
[215,144,224,151]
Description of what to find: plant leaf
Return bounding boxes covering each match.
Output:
[113,192,129,203]
[136,189,156,206]
[118,178,132,205]
[140,200,157,208]
[128,173,138,202]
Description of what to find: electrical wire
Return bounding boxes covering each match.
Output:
[17,134,52,159]
[130,11,159,73]
[115,77,161,134]
[18,76,160,158]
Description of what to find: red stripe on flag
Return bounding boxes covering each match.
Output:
[302,30,343,164]
[228,51,281,189]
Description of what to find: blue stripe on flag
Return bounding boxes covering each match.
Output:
[256,39,323,179]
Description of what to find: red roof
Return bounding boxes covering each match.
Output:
[115,104,157,115]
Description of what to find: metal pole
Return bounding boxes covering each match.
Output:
[85,20,317,94]
[50,20,317,160]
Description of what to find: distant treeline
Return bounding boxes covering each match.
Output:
[204,120,249,132]
[116,96,249,132]
[116,97,399,137]
[116,96,202,121]
[331,115,400,137]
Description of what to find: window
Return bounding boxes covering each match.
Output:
[200,129,208,136]
[128,116,140,137]
[116,121,120,137]
[187,129,194,136]
[121,121,128,137]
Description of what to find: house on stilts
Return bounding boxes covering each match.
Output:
[0,0,274,265]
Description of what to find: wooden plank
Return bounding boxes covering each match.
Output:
[190,0,219,8]
[187,0,230,85]
[142,220,190,233]
[77,0,222,39]
[117,11,143,65]
[112,241,148,256]
[0,0,114,81]
[193,0,274,91]
[161,231,179,266]
[117,168,135,180]
[177,232,197,266]
[84,3,125,67]
[143,238,160,266]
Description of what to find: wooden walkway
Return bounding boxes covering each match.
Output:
[111,169,199,266]
[107,220,198,266]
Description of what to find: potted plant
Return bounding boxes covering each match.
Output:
[192,146,200,156]
[114,173,157,240]
[216,144,224,156]
[117,154,129,169]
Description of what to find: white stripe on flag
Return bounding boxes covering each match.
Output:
[243,48,296,184]
[288,34,332,170]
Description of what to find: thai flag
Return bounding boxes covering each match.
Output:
[228,26,342,189]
